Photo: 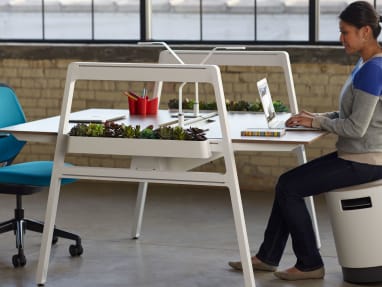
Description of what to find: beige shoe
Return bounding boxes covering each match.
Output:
[274,267,325,280]
[228,260,277,272]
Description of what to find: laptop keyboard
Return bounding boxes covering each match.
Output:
[269,120,286,129]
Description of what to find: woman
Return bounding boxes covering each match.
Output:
[229,1,382,281]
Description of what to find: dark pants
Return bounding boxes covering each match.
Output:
[256,152,382,271]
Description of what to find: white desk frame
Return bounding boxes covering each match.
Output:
[155,50,298,113]
[35,62,256,287]
[138,50,321,249]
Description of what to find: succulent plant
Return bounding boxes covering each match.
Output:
[69,122,207,141]
[173,126,186,140]
[168,98,288,112]
[185,127,207,141]
[140,126,155,139]
[123,125,136,138]
[154,126,173,140]
[69,123,88,136]
[104,122,124,137]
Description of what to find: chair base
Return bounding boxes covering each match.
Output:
[0,209,82,267]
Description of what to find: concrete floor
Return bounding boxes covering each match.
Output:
[0,181,379,287]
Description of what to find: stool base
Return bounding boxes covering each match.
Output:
[342,266,382,283]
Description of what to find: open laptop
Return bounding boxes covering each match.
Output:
[256,78,318,131]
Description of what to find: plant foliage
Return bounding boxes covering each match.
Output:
[69,122,207,141]
[168,98,289,112]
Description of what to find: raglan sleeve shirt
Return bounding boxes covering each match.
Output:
[311,56,382,155]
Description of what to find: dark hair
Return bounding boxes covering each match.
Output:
[339,1,382,38]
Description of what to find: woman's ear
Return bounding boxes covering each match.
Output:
[361,25,372,40]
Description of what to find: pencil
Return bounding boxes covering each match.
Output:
[122,91,138,101]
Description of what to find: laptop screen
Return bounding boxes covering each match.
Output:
[257,78,276,123]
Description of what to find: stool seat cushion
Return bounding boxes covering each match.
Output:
[331,179,382,192]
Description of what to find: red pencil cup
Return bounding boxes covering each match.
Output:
[137,97,147,115]
[128,97,137,115]
[146,97,158,115]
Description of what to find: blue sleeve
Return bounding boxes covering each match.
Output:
[353,59,382,96]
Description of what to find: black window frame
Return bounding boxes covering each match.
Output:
[0,0,376,45]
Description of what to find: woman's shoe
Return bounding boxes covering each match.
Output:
[274,266,325,280]
[228,260,277,272]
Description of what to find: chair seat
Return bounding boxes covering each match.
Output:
[0,161,75,189]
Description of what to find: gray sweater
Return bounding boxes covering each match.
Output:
[312,56,382,165]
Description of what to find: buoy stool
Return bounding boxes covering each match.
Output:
[325,179,382,283]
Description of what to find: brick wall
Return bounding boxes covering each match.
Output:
[0,45,356,192]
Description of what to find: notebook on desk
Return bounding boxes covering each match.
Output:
[69,109,126,123]
[256,78,318,131]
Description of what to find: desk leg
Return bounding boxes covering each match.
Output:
[36,178,61,286]
[131,181,148,239]
[224,149,256,287]
[294,145,322,250]
[228,184,256,287]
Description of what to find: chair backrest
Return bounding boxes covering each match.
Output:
[0,84,26,164]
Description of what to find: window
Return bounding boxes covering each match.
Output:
[44,0,93,39]
[0,0,43,39]
[151,0,309,41]
[0,0,379,44]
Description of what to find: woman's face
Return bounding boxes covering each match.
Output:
[339,20,365,55]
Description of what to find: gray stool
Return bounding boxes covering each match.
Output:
[325,179,382,283]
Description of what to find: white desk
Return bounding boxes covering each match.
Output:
[0,62,326,287]
[36,62,260,287]
[1,109,326,287]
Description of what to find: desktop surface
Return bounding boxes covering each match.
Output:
[0,109,327,144]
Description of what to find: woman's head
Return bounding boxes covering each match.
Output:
[339,1,381,39]
[339,1,382,56]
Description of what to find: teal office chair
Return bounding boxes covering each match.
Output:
[0,84,83,267]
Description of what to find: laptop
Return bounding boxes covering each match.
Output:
[256,78,318,131]
[69,108,126,123]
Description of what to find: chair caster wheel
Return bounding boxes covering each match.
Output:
[12,253,26,268]
[69,244,83,257]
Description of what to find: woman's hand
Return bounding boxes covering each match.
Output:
[285,110,314,128]
[298,110,315,117]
